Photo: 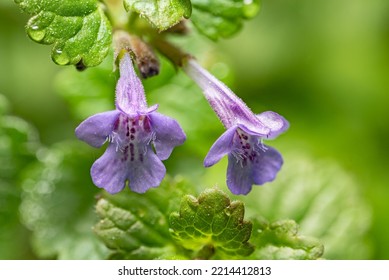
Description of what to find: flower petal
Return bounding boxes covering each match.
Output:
[149,112,186,160]
[226,145,283,195]
[127,148,166,193]
[115,53,148,115]
[204,126,237,167]
[256,111,289,139]
[226,153,254,195]
[75,110,120,148]
[238,123,270,138]
[91,145,127,194]
[251,146,283,185]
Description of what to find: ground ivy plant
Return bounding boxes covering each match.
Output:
[9,0,371,260]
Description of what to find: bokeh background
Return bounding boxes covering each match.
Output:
[1,0,388,259]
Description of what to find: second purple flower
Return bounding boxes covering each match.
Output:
[184,59,289,195]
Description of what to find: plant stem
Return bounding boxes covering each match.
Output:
[152,38,193,68]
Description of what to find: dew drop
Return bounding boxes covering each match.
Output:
[52,49,70,65]
[27,27,45,42]
[243,0,260,18]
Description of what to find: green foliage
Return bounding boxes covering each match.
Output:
[0,95,39,259]
[124,0,192,31]
[3,0,388,260]
[19,141,109,259]
[191,0,261,40]
[94,176,192,259]
[54,52,116,120]
[251,219,323,260]
[14,0,112,66]
[170,188,254,259]
[235,153,372,259]
[94,180,324,260]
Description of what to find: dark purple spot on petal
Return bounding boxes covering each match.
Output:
[143,118,151,132]
[130,128,136,134]
[113,117,120,131]
[129,143,135,158]
[123,146,128,161]
[130,134,135,140]
[139,153,144,162]
[242,134,248,140]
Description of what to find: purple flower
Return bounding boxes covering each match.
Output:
[183,59,289,195]
[75,53,186,194]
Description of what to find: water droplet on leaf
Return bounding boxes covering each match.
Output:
[242,0,261,18]
[52,49,70,65]
[27,27,46,42]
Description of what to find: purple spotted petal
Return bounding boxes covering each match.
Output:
[226,146,283,195]
[91,143,167,194]
[115,53,148,115]
[127,148,166,193]
[204,126,237,167]
[149,112,186,160]
[90,145,127,194]
[256,111,289,139]
[75,110,120,148]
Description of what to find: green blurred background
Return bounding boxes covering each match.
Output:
[1,0,389,259]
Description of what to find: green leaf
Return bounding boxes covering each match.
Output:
[251,219,324,260]
[15,0,112,67]
[191,0,261,40]
[94,176,193,259]
[204,152,373,259]
[169,188,254,259]
[20,141,109,259]
[250,153,373,259]
[124,0,192,31]
[0,95,40,259]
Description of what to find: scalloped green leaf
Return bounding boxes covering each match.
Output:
[204,152,373,259]
[250,219,324,260]
[191,0,261,40]
[124,0,192,31]
[14,0,112,67]
[169,188,254,259]
[19,141,109,259]
[94,176,193,259]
